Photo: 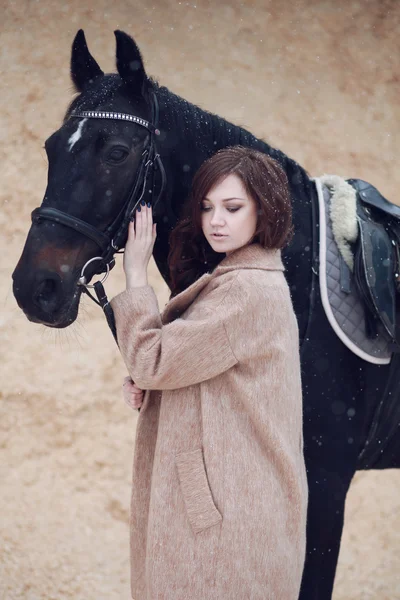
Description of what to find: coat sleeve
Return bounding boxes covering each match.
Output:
[109,280,241,390]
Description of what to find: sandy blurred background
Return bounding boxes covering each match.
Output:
[1,0,400,598]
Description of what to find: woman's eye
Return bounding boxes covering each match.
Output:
[200,205,240,213]
[107,147,129,163]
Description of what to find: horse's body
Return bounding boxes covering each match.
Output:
[12,31,400,599]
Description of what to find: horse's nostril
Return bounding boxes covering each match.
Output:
[33,277,60,313]
[37,278,56,297]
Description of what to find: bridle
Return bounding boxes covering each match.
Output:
[30,92,166,344]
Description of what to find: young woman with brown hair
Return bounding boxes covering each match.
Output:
[112,145,308,599]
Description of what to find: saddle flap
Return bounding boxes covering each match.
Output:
[348,178,400,220]
[356,206,397,341]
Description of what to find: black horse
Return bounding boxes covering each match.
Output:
[12,30,400,599]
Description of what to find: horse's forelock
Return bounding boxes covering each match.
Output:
[63,74,155,125]
[63,75,124,123]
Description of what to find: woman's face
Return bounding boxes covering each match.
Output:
[201,173,258,254]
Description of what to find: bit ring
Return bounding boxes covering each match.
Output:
[78,256,110,288]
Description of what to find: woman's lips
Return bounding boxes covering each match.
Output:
[210,233,227,239]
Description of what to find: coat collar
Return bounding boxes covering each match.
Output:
[214,243,284,273]
[162,244,284,324]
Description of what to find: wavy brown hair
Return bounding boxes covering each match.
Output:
[168,146,293,297]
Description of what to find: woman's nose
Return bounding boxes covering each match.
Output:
[210,210,225,226]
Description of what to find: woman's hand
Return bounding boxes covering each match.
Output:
[122,375,144,410]
[123,201,157,289]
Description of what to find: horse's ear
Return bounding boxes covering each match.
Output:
[114,30,148,96]
[70,29,104,92]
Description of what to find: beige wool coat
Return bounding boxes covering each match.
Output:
[110,243,308,600]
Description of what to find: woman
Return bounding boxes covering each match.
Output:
[110,146,308,600]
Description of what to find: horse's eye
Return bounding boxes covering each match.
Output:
[107,147,129,163]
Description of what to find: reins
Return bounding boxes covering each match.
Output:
[31,92,165,345]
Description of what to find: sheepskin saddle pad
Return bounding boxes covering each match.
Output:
[313,175,400,364]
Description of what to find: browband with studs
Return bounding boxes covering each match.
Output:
[70,110,160,135]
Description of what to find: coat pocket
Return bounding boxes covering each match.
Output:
[176,448,222,535]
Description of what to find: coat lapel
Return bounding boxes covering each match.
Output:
[161,244,284,325]
[162,271,214,324]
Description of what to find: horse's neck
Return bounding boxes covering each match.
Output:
[153,86,315,341]
[155,86,311,210]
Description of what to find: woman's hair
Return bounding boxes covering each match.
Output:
[167,145,293,297]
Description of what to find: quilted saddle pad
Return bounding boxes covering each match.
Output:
[314,176,392,365]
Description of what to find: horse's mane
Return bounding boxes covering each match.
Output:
[151,81,311,193]
[154,81,260,146]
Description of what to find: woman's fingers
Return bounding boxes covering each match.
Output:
[123,389,143,410]
[137,202,145,239]
[124,381,142,393]
[148,203,152,236]
[123,204,156,279]
[130,205,154,229]
[136,205,143,240]
[135,203,154,239]
[122,376,144,410]
[143,202,148,236]
[125,394,143,406]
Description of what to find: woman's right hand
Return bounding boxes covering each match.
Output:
[122,375,144,410]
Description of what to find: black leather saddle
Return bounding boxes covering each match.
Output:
[347,178,400,351]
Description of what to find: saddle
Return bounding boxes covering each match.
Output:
[347,178,400,351]
[314,175,400,363]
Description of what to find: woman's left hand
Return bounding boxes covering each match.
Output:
[122,375,144,411]
[123,201,157,288]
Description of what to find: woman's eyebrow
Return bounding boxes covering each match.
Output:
[203,197,246,202]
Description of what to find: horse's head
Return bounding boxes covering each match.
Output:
[12,30,159,328]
